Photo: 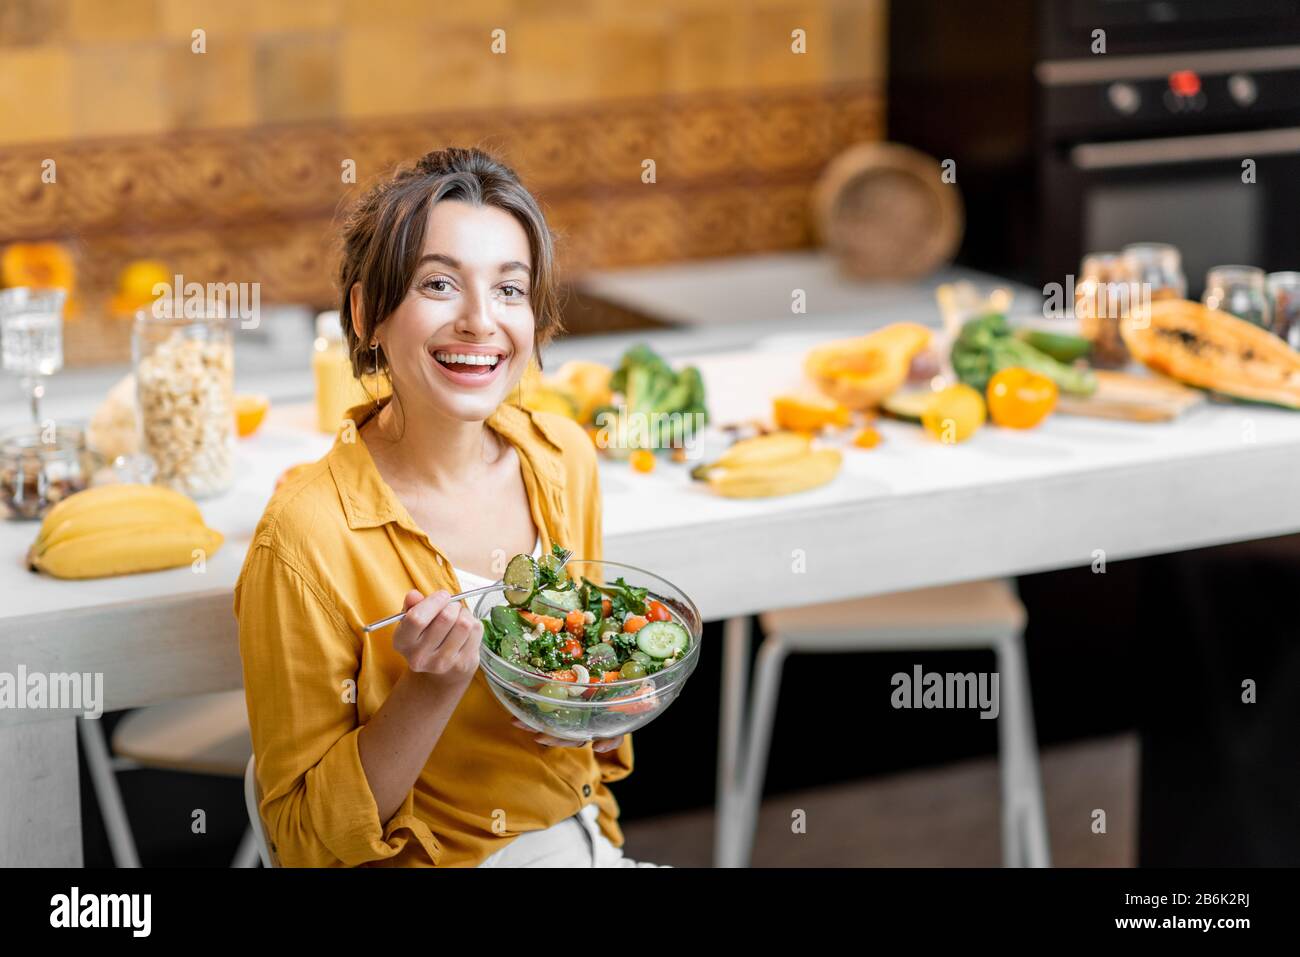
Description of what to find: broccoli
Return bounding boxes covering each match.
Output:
[604,343,709,454]
[952,313,1097,396]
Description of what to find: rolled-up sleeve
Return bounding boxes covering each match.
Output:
[234,541,440,867]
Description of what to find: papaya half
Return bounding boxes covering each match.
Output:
[804,323,933,409]
[1121,300,1300,409]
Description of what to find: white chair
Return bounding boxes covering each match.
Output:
[77,690,259,867]
[243,755,277,867]
[715,579,1050,868]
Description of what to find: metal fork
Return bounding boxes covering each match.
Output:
[361,547,573,633]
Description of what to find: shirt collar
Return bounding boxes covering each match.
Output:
[327,396,569,537]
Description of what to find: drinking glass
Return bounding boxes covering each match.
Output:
[0,287,65,424]
[1203,265,1271,330]
[1265,272,1300,349]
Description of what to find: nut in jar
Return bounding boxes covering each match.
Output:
[133,317,235,498]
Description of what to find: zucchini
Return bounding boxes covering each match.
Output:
[1014,327,1091,363]
[503,553,537,606]
[635,621,689,659]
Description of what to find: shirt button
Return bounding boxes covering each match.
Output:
[582,784,592,797]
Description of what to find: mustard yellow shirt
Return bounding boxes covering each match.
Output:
[233,395,633,867]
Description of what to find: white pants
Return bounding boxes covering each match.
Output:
[478,803,666,868]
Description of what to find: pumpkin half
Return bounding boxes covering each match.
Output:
[804,322,933,409]
[1121,300,1300,409]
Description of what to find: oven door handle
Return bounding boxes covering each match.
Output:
[1071,128,1300,170]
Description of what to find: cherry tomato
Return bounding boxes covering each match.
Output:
[561,637,583,659]
[986,367,1058,429]
[601,598,612,618]
[646,600,671,622]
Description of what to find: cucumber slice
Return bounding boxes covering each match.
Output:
[503,553,538,606]
[530,588,581,615]
[635,621,689,659]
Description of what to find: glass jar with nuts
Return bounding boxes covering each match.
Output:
[0,423,103,520]
[132,312,235,499]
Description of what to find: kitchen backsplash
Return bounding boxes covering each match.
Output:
[0,0,885,364]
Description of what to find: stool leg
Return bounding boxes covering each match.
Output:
[732,635,788,868]
[231,826,261,868]
[995,630,1051,867]
[77,718,142,868]
[714,616,752,868]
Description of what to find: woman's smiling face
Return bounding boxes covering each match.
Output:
[377,199,536,422]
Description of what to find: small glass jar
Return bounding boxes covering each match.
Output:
[1203,265,1272,330]
[0,423,102,520]
[132,311,235,499]
[1121,242,1187,302]
[1076,251,1130,368]
[1265,272,1300,348]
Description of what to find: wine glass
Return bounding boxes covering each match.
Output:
[0,287,65,424]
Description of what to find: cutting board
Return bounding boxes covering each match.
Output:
[1056,370,1205,422]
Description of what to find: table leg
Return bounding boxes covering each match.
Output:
[714,615,752,868]
[0,718,82,866]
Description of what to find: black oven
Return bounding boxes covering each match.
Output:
[889,0,1300,294]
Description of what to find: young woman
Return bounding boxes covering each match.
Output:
[234,148,660,867]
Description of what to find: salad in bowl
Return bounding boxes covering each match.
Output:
[477,546,702,742]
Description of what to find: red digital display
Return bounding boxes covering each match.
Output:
[1169,70,1201,97]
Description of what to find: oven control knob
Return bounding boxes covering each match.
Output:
[1228,73,1258,107]
[1107,81,1141,115]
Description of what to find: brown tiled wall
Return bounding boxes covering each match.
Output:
[0,0,886,364]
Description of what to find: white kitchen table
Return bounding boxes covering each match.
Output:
[6,259,1300,866]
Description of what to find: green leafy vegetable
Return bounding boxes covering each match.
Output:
[951,313,1097,396]
[603,343,709,455]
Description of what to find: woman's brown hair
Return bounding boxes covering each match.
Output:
[337,147,561,380]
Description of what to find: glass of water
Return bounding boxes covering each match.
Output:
[1203,265,1272,330]
[0,287,66,424]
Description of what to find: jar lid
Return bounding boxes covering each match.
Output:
[1,423,86,456]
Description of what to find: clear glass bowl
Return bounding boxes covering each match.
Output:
[475,559,703,742]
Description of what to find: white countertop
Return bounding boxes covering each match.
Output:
[7,336,1300,625]
[7,252,1300,628]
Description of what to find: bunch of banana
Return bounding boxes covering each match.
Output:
[690,431,842,499]
[28,483,224,580]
